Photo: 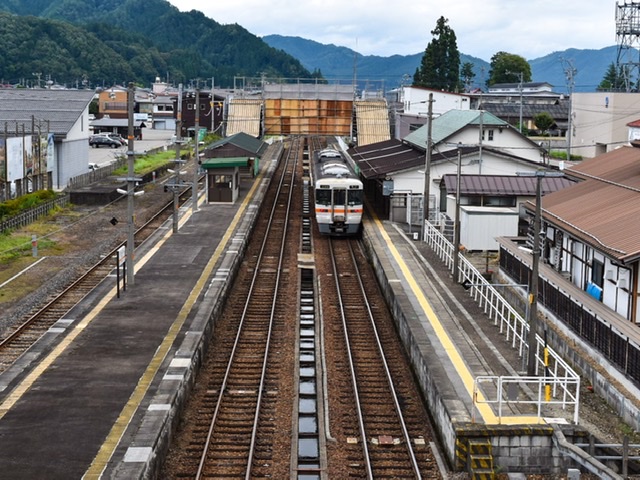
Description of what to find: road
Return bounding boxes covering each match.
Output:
[88,129,175,168]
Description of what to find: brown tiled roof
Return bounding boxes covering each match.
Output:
[537,146,640,263]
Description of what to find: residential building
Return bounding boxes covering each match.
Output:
[392,85,471,139]
[348,109,552,238]
[469,82,569,139]
[497,145,640,419]
[0,88,95,197]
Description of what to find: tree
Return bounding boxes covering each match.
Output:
[460,62,475,92]
[533,112,555,135]
[487,51,531,86]
[598,62,624,91]
[413,16,461,92]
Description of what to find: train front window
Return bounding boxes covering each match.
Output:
[348,190,363,205]
[316,189,331,206]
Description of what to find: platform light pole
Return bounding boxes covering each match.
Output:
[192,85,200,215]
[126,82,136,286]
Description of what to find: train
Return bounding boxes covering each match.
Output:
[312,147,364,236]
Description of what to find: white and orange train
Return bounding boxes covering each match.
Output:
[312,147,364,236]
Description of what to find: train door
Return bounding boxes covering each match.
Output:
[332,188,347,223]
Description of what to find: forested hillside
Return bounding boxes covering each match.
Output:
[0,0,313,87]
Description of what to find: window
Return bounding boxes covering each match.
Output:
[592,258,604,288]
[316,189,331,206]
[347,189,363,205]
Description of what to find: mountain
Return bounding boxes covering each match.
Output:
[263,34,618,93]
[0,0,313,87]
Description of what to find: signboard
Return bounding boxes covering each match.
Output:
[382,180,394,196]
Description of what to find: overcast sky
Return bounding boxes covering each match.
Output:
[166,0,617,61]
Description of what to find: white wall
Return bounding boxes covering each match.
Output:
[401,87,470,116]
[573,92,640,158]
[459,206,519,251]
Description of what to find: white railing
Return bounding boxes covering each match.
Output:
[473,375,580,425]
[424,220,581,424]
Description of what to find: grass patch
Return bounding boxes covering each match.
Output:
[112,149,188,177]
[0,189,58,221]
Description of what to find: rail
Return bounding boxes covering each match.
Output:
[423,220,581,424]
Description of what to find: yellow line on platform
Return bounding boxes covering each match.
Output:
[369,216,541,426]
[84,179,264,478]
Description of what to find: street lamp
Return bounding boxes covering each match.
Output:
[125,82,136,286]
[192,85,200,214]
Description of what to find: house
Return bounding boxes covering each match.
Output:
[0,88,95,197]
[391,85,471,140]
[438,174,573,251]
[200,132,267,203]
[348,109,552,238]
[496,144,640,411]
[468,82,569,139]
[177,89,225,138]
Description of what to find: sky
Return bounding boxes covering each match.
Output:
[166,0,618,61]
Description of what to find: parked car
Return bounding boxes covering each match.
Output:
[89,135,122,148]
[92,132,127,146]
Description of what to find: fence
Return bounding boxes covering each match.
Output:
[423,220,581,424]
[500,246,640,390]
[0,194,70,233]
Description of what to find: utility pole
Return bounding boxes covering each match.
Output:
[561,58,577,162]
[192,84,200,214]
[422,93,434,241]
[516,170,563,375]
[452,143,462,282]
[518,72,524,133]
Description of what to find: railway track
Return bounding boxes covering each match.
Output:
[0,188,193,373]
[330,240,434,478]
[162,136,443,479]
[168,136,303,478]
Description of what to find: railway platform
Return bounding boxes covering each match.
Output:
[0,140,605,478]
[0,144,281,479]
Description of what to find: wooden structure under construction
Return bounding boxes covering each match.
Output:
[224,82,391,147]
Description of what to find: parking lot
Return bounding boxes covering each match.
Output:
[89,128,175,168]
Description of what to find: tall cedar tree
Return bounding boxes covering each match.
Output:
[413,16,460,92]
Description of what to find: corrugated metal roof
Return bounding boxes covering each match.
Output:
[539,146,640,262]
[404,109,509,148]
[0,88,95,136]
[441,174,574,196]
[354,100,391,146]
[205,131,267,156]
[348,139,424,179]
[226,98,262,137]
